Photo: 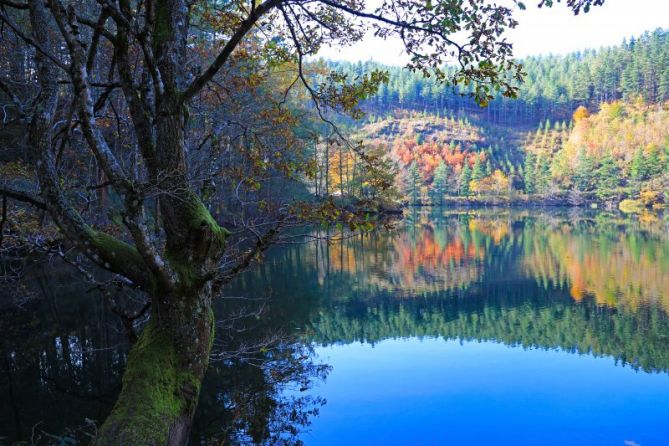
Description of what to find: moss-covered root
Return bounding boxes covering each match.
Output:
[93,320,211,446]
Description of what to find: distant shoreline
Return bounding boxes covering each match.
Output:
[401,196,667,212]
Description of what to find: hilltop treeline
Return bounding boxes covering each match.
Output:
[325,29,669,124]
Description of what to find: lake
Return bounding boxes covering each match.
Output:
[2,209,669,445]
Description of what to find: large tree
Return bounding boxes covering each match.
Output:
[0,0,602,442]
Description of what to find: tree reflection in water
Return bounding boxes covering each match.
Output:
[192,302,329,446]
[0,263,329,445]
[2,209,669,444]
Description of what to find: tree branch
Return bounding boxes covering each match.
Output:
[0,185,47,210]
[50,0,133,192]
[24,0,152,290]
[181,0,285,102]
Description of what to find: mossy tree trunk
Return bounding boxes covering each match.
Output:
[91,0,232,440]
[19,0,276,443]
[93,285,215,446]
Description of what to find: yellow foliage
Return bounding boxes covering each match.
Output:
[572,105,590,122]
[619,199,644,213]
[639,190,661,207]
[554,100,669,180]
[327,150,356,193]
[470,170,510,195]
[600,101,625,120]
[523,221,669,312]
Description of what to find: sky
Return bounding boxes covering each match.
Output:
[317,0,669,65]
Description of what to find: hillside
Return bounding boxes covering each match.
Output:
[326,28,669,125]
[348,100,669,208]
[322,30,669,209]
[527,100,669,203]
[356,111,527,192]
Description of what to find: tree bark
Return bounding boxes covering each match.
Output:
[93,286,215,446]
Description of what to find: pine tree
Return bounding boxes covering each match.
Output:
[646,148,662,177]
[535,156,552,193]
[471,155,485,182]
[523,150,536,195]
[658,66,669,102]
[595,153,620,201]
[630,149,648,182]
[459,162,472,196]
[406,161,422,205]
[621,61,642,100]
[324,30,669,121]
[573,148,595,191]
[430,161,448,206]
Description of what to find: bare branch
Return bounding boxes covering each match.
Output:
[0,185,47,210]
[181,0,285,102]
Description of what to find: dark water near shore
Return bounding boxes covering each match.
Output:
[2,209,669,445]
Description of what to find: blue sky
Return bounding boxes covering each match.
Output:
[317,0,669,64]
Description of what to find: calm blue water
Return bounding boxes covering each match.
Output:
[3,209,669,444]
[253,209,669,445]
[304,339,669,445]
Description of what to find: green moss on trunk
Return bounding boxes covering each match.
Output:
[164,196,230,287]
[94,309,214,445]
[186,198,230,245]
[84,229,150,285]
[88,230,141,260]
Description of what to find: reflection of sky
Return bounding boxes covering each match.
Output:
[302,339,669,445]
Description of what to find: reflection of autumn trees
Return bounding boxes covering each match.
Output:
[390,223,483,293]
[305,214,516,297]
[231,210,669,375]
[255,211,668,314]
[523,219,669,311]
[229,210,669,372]
[467,217,511,245]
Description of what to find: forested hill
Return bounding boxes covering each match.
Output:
[326,28,669,125]
[313,29,669,208]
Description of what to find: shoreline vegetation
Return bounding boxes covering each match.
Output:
[399,195,668,212]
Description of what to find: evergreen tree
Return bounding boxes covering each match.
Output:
[524,153,536,194]
[325,29,669,123]
[646,148,662,177]
[471,156,485,182]
[430,161,448,206]
[415,133,425,145]
[406,161,422,205]
[574,147,595,191]
[459,162,472,196]
[595,153,620,201]
[535,156,552,193]
[630,149,648,182]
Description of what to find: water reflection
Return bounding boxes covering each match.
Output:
[2,209,669,444]
[0,266,326,445]
[521,216,669,311]
[0,267,126,443]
